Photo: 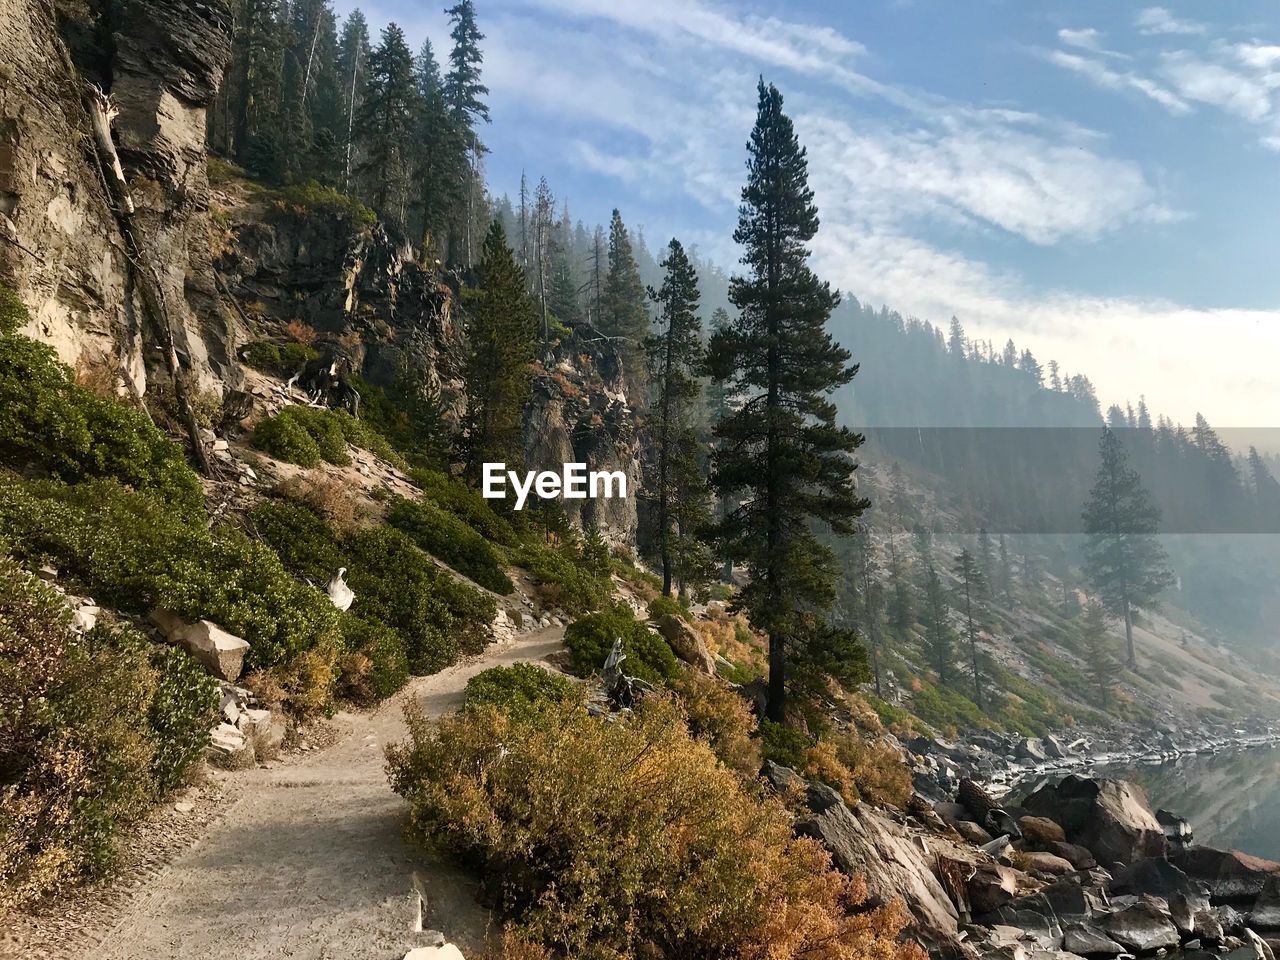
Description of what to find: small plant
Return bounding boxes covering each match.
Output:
[563,603,679,684]
[252,410,324,467]
[387,497,513,594]
[463,663,578,715]
[336,616,410,704]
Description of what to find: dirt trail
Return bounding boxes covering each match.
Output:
[98,624,567,960]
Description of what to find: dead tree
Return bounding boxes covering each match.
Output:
[86,86,213,475]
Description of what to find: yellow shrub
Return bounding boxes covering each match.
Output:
[386,698,921,960]
[669,671,762,777]
[804,729,913,809]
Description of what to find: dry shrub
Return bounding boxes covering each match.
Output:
[275,473,361,532]
[386,698,922,960]
[669,671,761,777]
[246,642,338,719]
[284,319,317,343]
[803,728,913,809]
[696,615,767,680]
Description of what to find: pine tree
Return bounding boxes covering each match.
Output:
[997,534,1013,603]
[977,528,995,598]
[463,221,538,474]
[532,177,555,338]
[953,548,987,708]
[354,24,419,228]
[922,563,956,685]
[645,239,708,597]
[704,307,736,582]
[602,209,649,392]
[582,522,611,571]
[706,80,868,722]
[443,0,489,265]
[411,38,460,253]
[1082,428,1175,669]
[1081,599,1115,708]
[230,0,286,177]
[337,10,371,191]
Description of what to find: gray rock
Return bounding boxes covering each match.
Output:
[968,862,1021,915]
[1063,923,1125,956]
[1172,847,1280,900]
[1024,776,1167,867]
[150,609,250,681]
[654,614,715,675]
[1099,897,1180,953]
[1253,876,1280,929]
[796,784,958,935]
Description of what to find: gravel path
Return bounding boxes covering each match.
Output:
[76,624,566,960]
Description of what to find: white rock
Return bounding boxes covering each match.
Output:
[150,611,251,681]
[403,945,465,960]
[212,439,229,452]
[326,568,354,613]
[72,603,99,634]
[174,801,195,814]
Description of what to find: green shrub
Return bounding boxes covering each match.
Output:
[270,180,376,229]
[386,697,921,959]
[409,468,517,545]
[253,410,323,467]
[0,288,202,514]
[647,595,689,622]
[0,476,342,673]
[248,499,343,583]
[463,663,578,716]
[240,340,320,377]
[337,615,409,704]
[759,719,811,770]
[563,603,679,684]
[0,557,214,907]
[387,497,513,594]
[509,541,610,615]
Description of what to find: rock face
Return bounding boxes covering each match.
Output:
[795,781,959,936]
[1023,775,1167,866]
[1172,846,1280,901]
[150,609,250,681]
[655,614,715,675]
[0,0,235,393]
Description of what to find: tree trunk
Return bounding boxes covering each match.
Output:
[1123,597,1136,669]
[766,633,786,723]
[87,88,213,476]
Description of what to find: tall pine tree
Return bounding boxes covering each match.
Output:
[953,548,987,708]
[1082,428,1174,669]
[645,239,709,597]
[354,24,419,228]
[443,0,489,265]
[602,209,649,393]
[706,80,867,722]
[463,221,538,475]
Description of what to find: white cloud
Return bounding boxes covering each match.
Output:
[1041,49,1191,114]
[1135,7,1205,36]
[1059,28,1103,51]
[1160,52,1276,122]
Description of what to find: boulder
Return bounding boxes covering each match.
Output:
[1023,775,1166,867]
[1193,909,1225,943]
[1063,923,1125,957]
[1253,876,1280,929]
[1172,846,1280,900]
[955,820,995,845]
[1110,857,1203,903]
[987,808,1024,841]
[1020,816,1067,847]
[1099,897,1180,953]
[1048,842,1097,871]
[655,615,715,675]
[1156,809,1193,843]
[796,782,958,935]
[761,760,806,795]
[150,609,249,681]
[1017,738,1050,762]
[208,722,254,768]
[403,946,465,960]
[1020,851,1076,877]
[968,862,1022,915]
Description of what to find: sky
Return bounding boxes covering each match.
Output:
[334,0,1280,431]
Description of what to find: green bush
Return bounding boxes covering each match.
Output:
[0,476,342,674]
[252,410,323,467]
[240,340,320,377]
[759,719,811,771]
[387,497,513,594]
[409,468,516,545]
[337,615,409,704]
[563,603,679,684]
[647,595,689,622]
[248,499,343,583]
[0,287,202,514]
[509,541,610,615]
[0,558,214,907]
[270,181,376,229]
[463,663,578,716]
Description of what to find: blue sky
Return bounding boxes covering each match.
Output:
[334,0,1280,429]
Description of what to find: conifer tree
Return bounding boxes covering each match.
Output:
[582,523,611,571]
[706,80,868,721]
[444,0,489,264]
[1082,428,1175,669]
[704,306,737,582]
[355,23,419,228]
[1081,599,1115,708]
[602,209,649,391]
[953,548,987,707]
[922,563,956,685]
[230,0,286,176]
[463,221,538,475]
[997,534,1013,603]
[337,10,371,190]
[977,528,995,598]
[645,239,708,597]
[411,38,460,253]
